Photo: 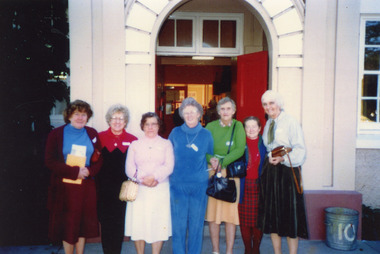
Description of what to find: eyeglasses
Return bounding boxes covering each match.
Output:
[144,123,159,128]
[183,111,198,116]
[111,117,125,122]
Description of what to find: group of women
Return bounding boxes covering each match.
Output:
[45,90,308,254]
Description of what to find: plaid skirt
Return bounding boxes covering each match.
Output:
[238,179,259,227]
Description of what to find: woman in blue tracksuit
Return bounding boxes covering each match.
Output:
[169,97,214,254]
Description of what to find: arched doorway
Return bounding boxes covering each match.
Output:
[123,0,305,135]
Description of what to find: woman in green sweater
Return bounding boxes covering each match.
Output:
[205,97,246,254]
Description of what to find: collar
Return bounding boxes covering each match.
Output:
[180,122,202,134]
[270,110,284,123]
[101,128,132,153]
[219,119,233,127]
[65,123,86,133]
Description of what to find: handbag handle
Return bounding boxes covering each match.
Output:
[220,122,236,167]
[283,150,303,194]
[215,160,223,177]
[226,122,237,155]
[130,168,138,183]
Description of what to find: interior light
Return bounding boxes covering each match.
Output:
[192,56,214,60]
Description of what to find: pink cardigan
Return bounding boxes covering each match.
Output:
[125,135,174,183]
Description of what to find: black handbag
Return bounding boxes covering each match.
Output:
[206,162,237,203]
[226,123,247,178]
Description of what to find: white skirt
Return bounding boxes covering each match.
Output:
[125,181,172,243]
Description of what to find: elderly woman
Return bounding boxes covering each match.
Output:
[45,100,103,254]
[238,116,266,254]
[258,90,308,254]
[205,97,246,254]
[97,104,137,254]
[125,112,174,254]
[168,97,214,254]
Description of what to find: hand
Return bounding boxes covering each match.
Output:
[210,157,220,170]
[142,175,158,187]
[269,156,284,165]
[78,167,90,179]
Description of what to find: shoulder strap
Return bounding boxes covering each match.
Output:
[226,121,237,155]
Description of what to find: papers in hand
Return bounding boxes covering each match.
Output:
[63,154,86,185]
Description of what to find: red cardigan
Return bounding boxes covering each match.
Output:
[45,125,103,180]
[44,124,103,242]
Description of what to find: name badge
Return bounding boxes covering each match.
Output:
[226,141,234,146]
[190,144,198,152]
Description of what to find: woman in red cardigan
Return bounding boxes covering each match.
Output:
[97,104,137,254]
[45,100,103,254]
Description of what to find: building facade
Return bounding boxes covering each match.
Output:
[67,0,380,239]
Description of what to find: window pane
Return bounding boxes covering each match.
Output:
[364,47,380,70]
[361,100,377,122]
[365,21,380,45]
[177,20,192,47]
[363,75,378,96]
[158,19,174,46]
[220,20,236,48]
[203,20,218,48]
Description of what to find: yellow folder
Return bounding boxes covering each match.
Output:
[62,154,86,185]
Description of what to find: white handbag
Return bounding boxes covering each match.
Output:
[119,170,138,202]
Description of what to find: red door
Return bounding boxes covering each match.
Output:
[236,51,268,128]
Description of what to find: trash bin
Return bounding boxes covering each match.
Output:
[325,207,359,251]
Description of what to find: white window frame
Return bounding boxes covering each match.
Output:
[156,12,244,56]
[156,14,196,54]
[199,14,243,55]
[357,16,380,148]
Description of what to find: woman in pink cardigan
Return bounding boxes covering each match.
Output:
[124,112,174,254]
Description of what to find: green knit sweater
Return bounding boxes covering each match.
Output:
[205,119,246,168]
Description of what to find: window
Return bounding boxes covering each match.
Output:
[158,19,193,48]
[358,18,380,134]
[200,18,238,54]
[157,13,243,56]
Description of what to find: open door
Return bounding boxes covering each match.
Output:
[236,51,268,128]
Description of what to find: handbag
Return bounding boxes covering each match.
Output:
[226,122,247,178]
[271,145,292,157]
[119,170,139,202]
[271,146,303,194]
[206,162,237,203]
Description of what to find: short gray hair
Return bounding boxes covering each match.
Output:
[216,97,236,112]
[261,90,284,110]
[105,104,130,126]
[179,97,204,121]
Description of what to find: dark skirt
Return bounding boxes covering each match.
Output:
[238,179,260,227]
[257,158,308,239]
[49,178,99,244]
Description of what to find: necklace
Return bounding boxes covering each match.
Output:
[147,137,158,149]
[186,131,200,148]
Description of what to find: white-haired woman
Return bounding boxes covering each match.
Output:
[97,104,137,254]
[168,97,214,254]
[205,97,246,254]
[258,90,308,254]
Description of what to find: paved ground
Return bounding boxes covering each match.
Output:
[1,225,379,254]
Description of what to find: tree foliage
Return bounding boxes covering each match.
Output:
[0,0,69,139]
[0,0,69,245]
